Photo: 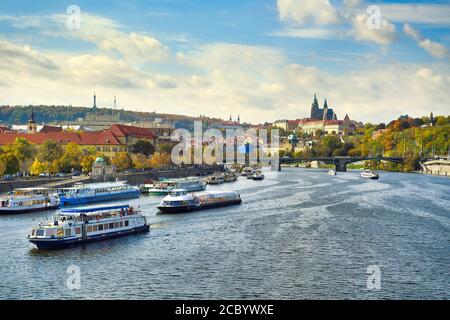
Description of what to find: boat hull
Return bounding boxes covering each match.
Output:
[157,199,242,214]
[60,190,140,206]
[28,224,149,249]
[0,205,60,215]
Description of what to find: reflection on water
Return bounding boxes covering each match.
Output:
[0,168,449,299]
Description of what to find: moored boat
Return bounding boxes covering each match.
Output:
[142,177,206,195]
[328,169,336,176]
[252,170,265,180]
[206,172,225,184]
[27,205,149,249]
[241,167,254,177]
[0,188,60,214]
[58,181,140,206]
[157,189,242,214]
[360,169,379,180]
[224,171,238,182]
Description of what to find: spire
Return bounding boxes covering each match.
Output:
[238,115,240,123]
[229,114,232,121]
[29,108,35,123]
[93,92,97,109]
[323,99,328,109]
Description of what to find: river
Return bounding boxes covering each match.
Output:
[0,168,449,299]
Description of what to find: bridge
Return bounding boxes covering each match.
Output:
[272,156,404,172]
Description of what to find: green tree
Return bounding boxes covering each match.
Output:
[57,143,82,173]
[132,140,155,156]
[37,140,64,164]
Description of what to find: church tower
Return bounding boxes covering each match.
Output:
[27,109,37,134]
[310,94,320,119]
[322,99,328,121]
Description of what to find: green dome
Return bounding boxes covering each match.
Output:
[94,157,105,164]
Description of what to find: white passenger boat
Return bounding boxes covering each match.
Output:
[141,177,206,195]
[157,189,242,214]
[27,205,149,249]
[360,169,379,180]
[58,181,140,206]
[0,188,60,214]
[328,169,336,176]
[206,172,225,184]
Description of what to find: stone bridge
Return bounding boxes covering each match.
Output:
[272,156,404,172]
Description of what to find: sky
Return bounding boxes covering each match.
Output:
[0,0,449,124]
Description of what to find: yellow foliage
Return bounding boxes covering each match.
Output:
[30,159,48,175]
[149,152,172,168]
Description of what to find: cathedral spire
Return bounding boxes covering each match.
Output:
[324,99,328,109]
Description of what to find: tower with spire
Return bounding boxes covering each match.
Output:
[93,92,97,109]
[309,94,336,120]
[27,108,37,134]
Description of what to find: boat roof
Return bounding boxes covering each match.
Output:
[60,205,130,216]
[61,181,128,190]
[15,187,52,191]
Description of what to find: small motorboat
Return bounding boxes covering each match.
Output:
[328,169,336,176]
[360,169,379,180]
[252,170,265,180]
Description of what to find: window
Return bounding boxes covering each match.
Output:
[87,226,93,233]
[104,223,109,230]
[75,227,81,235]
[64,229,72,237]
[125,220,129,227]
[109,223,114,229]
[93,225,98,232]
[98,224,103,231]
[36,229,45,237]
[114,222,119,228]
[119,221,123,227]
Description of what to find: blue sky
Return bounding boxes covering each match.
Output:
[0,0,449,123]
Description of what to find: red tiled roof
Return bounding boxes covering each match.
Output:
[40,125,63,133]
[0,131,120,146]
[106,124,156,139]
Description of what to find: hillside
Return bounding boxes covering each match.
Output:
[0,105,222,126]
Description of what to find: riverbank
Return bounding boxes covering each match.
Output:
[0,165,224,192]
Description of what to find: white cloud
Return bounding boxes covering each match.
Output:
[268,27,344,40]
[276,0,340,26]
[404,24,449,59]
[380,4,450,25]
[350,13,396,45]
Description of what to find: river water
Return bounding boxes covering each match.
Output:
[0,168,449,299]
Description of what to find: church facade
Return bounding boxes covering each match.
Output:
[310,94,337,121]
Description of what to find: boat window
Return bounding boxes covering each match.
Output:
[75,227,81,235]
[93,225,98,232]
[120,221,123,227]
[98,224,104,231]
[64,229,72,237]
[109,223,114,229]
[114,222,119,228]
[87,226,93,233]
[125,220,129,227]
[36,229,45,237]
[103,223,109,230]
[46,229,57,237]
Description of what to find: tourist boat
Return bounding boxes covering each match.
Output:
[157,189,242,214]
[27,205,149,249]
[252,170,265,180]
[328,169,336,176]
[241,167,254,177]
[0,188,60,214]
[58,181,140,206]
[360,169,379,180]
[206,172,225,184]
[224,171,238,182]
[141,177,206,195]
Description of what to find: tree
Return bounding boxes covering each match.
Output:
[157,143,173,154]
[132,140,155,156]
[131,153,150,169]
[57,143,82,173]
[149,152,172,168]
[112,152,133,171]
[3,138,36,173]
[30,159,47,175]
[0,152,19,174]
[37,140,63,164]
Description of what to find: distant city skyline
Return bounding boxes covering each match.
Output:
[0,0,449,124]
